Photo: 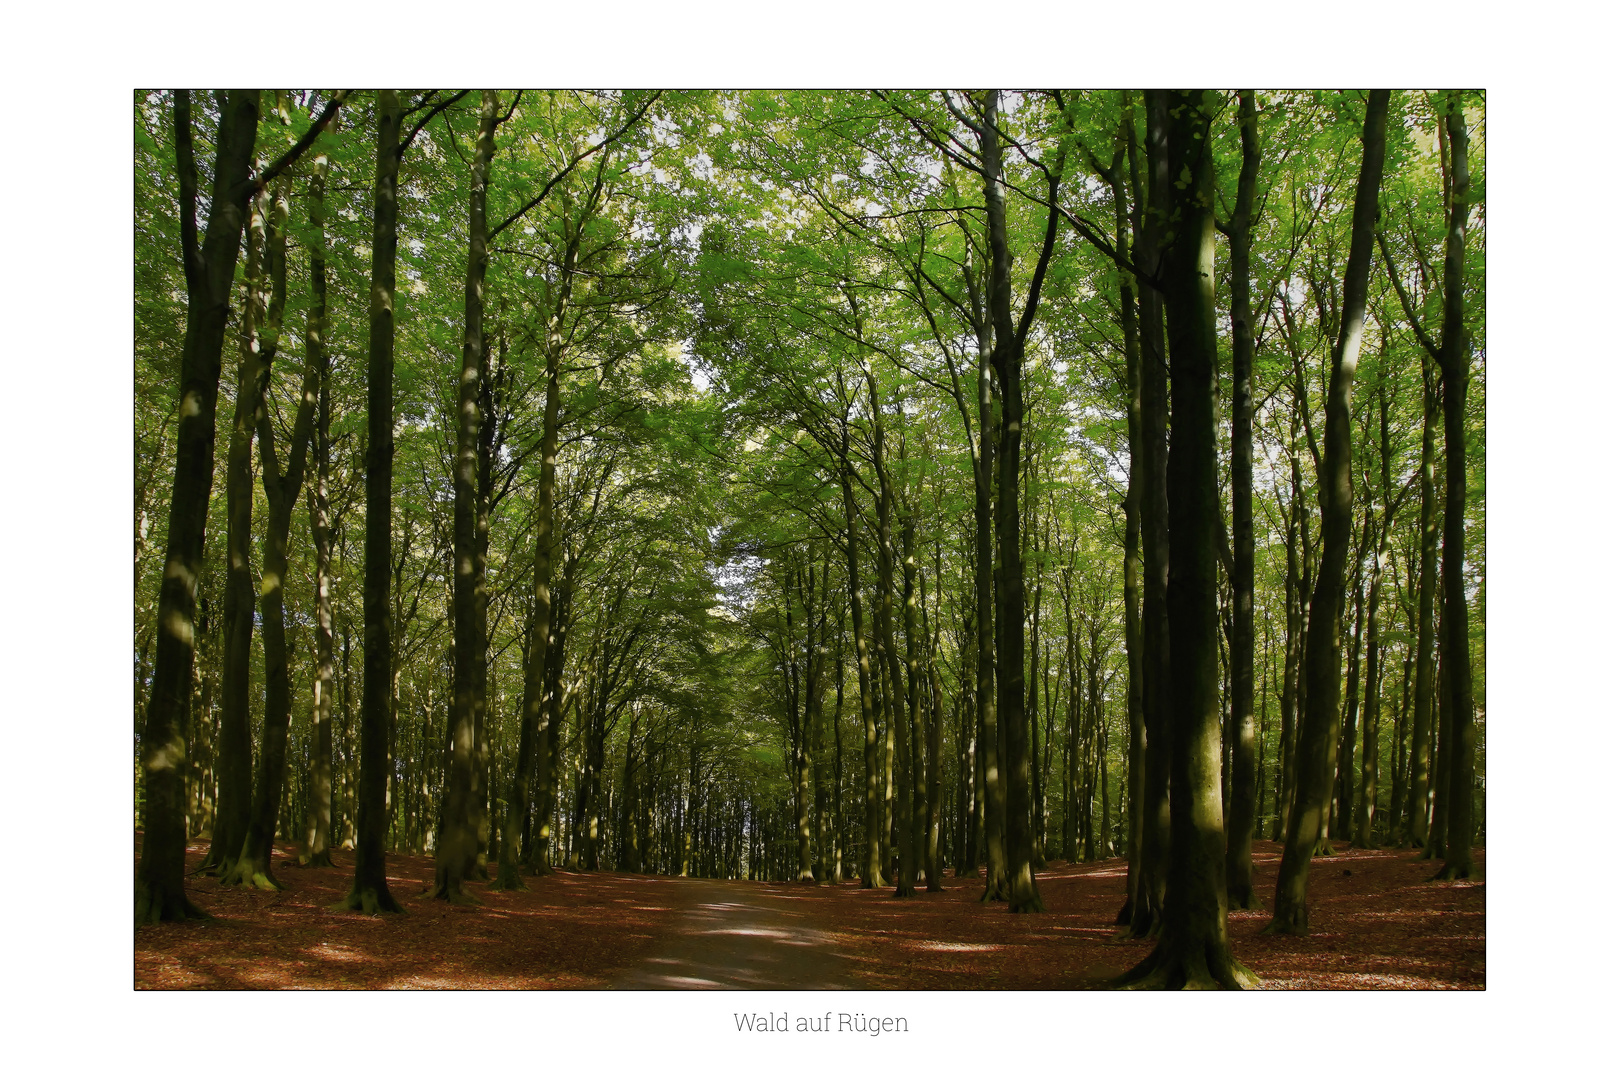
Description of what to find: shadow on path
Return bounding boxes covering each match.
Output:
[611,878,861,990]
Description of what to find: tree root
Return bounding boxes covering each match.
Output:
[299,850,336,869]
[1115,897,1134,926]
[492,864,530,891]
[1113,935,1258,990]
[1261,902,1308,936]
[135,883,212,927]
[424,881,481,905]
[219,859,284,892]
[334,885,407,915]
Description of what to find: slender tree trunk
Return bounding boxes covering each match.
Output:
[904,511,930,888]
[1356,363,1393,849]
[837,449,884,888]
[1129,89,1172,938]
[339,89,407,915]
[1408,360,1440,849]
[973,350,1006,902]
[1436,94,1478,881]
[1336,512,1371,841]
[301,150,336,870]
[1268,90,1388,936]
[1223,91,1261,909]
[228,175,324,891]
[206,181,271,880]
[136,90,263,924]
[436,90,499,903]
[859,357,914,898]
[1101,107,1147,922]
[980,89,1045,914]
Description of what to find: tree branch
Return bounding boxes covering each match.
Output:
[489,91,662,240]
[251,91,350,193]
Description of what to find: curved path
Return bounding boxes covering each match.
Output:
[610,878,861,990]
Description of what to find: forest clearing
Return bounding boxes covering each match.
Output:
[134,88,1485,991]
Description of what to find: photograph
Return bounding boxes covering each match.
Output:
[131,87,1485,993]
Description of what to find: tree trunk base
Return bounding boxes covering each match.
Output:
[334,885,407,915]
[1227,883,1257,911]
[492,863,530,891]
[1113,933,1258,990]
[893,882,916,898]
[1311,839,1337,857]
[1431,860,1473,882]
[219,857,283,892]
[978,879,1009,903]
[299,850,336,869]
[1262,900,1308,936]
[135,883,211,926]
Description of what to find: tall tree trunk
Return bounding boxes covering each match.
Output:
[136,90,263,924]
[1336,511,1372,841]
[1268,90,1388,936]
[1099,105,1147,923]
[1408,357,1440,849]
[227,174,324,890]
[301,148,336,870]
[1356,360,1393,849]
[340,89,407,915]
[972,330,1006,902]
[980,89,1048,914]
[1129,89,1172,938]
[1118,90,1255,989]
[837,440,884,889]
[904,509,930,888]
[207,179,277,879]
[1436,93,1478,881]
[1223,91,1261,909]
[859,355,915,898]
[436,89,499,904]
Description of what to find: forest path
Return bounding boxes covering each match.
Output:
[610,877,862,990]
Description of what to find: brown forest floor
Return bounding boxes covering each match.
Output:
[134,834,1483,990]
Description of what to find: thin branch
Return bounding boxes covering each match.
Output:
[489,91,662,240]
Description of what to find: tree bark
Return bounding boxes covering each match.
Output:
[1118,90,1255,989]
[206,180,273,880]
[836,437,885,888]
[1408,356,1440,849]
[1129,89,1172,938]
[436,89,500,903]
[1097,106,1147,923]
[136,90,262,924]
[1436,93,1478,881]
[1223,90,1261,908]
[1268,90,1388,936]
[979,89,1050,914]
[226,173,324,890]
[339,89,408,916]
[301,146,336,870]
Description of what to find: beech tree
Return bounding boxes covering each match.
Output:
[134,90,1484,962]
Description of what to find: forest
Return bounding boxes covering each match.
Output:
[133,88,1484,991]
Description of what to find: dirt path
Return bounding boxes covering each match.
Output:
[610,878,862,990]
